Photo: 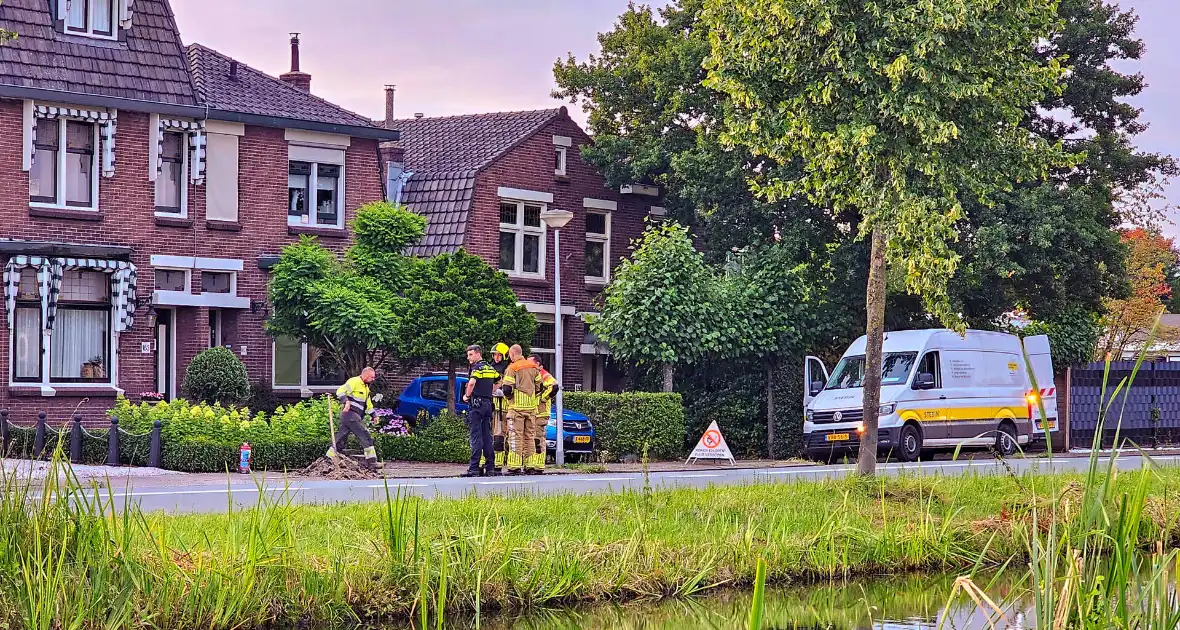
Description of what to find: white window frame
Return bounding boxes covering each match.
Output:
[498,198,547,279]
[154,130,189,218]
[208,309,223,349]
[271,338,345,395]
[153,267,191,295]
[63,0,119,40]
[585,210,611,284]
[287,160,345,229]
[30,118,100,212]
[554,146,568,177]
[8,270,119,391]
[200,270,236,296]
[531,314,556,371]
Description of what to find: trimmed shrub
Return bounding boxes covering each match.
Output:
[564,392,685,461]
[107,396,469,472]
[182,347,251,406]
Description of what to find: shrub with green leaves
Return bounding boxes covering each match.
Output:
[564,392,685,461]
[182,347,251,406]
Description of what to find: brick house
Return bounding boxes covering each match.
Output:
[380,98,664,392]
[0,0,396,421]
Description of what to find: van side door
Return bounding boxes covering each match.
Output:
[910,351,948,442]
[804,356,829,412]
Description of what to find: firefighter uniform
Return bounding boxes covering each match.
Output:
[528,365,560,472]
[328,375,379,469]
[487,344,511,470]
[501,357,543,474]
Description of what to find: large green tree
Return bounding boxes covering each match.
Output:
[267,202,425,376]
[592,222,726,391]
[705,0,1073,475]
[398,250,537,412]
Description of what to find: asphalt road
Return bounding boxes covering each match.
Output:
[69,453,1180,514]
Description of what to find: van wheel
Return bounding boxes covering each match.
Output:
[996,422,1018,457]
[898,424,922,462]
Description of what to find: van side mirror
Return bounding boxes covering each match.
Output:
[809,381,824,396]
[914,373,936,390]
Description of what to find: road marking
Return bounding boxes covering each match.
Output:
[562,476,635,482]
[670,473,723,478]
[476,480,537,485]
[366,484,428,489]
[81,487,306,498]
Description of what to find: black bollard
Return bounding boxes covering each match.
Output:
[33,411,47,459]
[70,414,84,464]
[1,410,9,456]
[149,420,163,468]
[107,416,120,467]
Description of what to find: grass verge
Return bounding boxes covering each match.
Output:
[2,455,1179,629]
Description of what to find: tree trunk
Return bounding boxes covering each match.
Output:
[857,227,887,477]
[766,361,776,460]
[446,359,458,414]
[662,363,674,393]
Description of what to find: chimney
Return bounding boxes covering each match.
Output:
[414,113,424,119]
[279,33,312,92]
[228,60,239,81]
[384,85,396,129]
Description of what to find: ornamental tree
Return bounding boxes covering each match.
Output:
[704,0,1074,475]
[397,249,536,412]
[267,201,425,377]
[591,222,726,392]
[1098,229,1180,359]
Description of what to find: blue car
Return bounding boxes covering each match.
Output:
[396,372,596,460]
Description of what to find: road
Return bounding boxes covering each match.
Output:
[68,453,1180,514]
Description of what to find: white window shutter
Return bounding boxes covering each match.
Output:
[21,100,33,172]
[55,0,67,21]
[118,0,134,28]
[148,113,160,182]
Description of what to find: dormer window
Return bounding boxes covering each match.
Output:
[65,0,116,38]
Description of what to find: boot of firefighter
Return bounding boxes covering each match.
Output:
[507,450,524,470]
[527,440,545,472]
[493,435,505,468]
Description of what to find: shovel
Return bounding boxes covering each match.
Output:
[327,398,339,464]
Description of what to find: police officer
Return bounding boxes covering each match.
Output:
[490,342,511,471]
[462,345,500,477]
[528,353,560,474]
[328,367,380,471]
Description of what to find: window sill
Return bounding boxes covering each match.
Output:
[555,174,570,183]
[7,385,121,398]
[288,225,346,238]
[154,215,193,228]
[29,206,103,222]
[206,220,242,232]
[585,279,609,291]
[507,276,550,288]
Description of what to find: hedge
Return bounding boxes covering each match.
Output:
[107,397,470,473]
[564,392,685,461]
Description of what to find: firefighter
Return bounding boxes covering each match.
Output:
[500,345,543,475]
[489,342,511,471]
[461,345,500,477]
[528,353,560,474]
[327,367,380,471]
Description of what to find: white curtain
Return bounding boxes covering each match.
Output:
[50,309,108,379]
[65,0,86,29]
[93,0,113,33]
[14,307,41,379]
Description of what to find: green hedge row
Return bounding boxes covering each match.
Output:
[564,392,685,461]
[108,398,470,473]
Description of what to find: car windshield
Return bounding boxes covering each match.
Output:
[825,353,918,390]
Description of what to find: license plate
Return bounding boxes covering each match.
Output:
[826,433,850,442]
[573,436,591,444]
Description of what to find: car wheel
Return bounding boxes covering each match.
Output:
[996,422,1018,457]
[898,424,922,462]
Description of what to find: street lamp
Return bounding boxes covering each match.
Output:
[540,208,574,466]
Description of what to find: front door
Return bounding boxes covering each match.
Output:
[155,309,175,400]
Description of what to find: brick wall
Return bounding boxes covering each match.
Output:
[0,99,383,424]
[464,113,651,390]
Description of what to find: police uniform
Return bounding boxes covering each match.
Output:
[328,375,378,468]
[466,359,500,476]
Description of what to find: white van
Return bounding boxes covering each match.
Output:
[802,329,1059,462]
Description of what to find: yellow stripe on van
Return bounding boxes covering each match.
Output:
[902,407,1029,423]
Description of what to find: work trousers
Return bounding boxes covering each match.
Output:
[510,409,537,470]
[466,398,495,475]
[333,410,376,459]
[527,407,548,471]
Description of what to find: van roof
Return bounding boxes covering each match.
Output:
[843,329,1024,356]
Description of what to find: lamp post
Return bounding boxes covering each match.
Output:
[540,208,574,465]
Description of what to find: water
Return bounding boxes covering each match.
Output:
[453,573,1035,630]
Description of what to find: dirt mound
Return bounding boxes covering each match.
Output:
[301,456,381,480]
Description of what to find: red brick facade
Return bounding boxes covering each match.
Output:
[465,113,652,392]
[0,101,385,423]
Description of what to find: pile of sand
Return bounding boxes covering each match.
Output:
[300,456,381,480]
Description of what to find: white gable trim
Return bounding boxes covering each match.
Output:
[498,187,553,204]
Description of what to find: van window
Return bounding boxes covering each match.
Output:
[826,353,917,390]
[913,352,941,389]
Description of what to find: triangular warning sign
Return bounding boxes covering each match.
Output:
[686,421,736,465]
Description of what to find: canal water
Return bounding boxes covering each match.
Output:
[454,573,1035,629]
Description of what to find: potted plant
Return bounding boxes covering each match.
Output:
[82,356,104,379]
[140,391,165,404]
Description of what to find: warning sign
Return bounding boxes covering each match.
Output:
[686,421,736,465]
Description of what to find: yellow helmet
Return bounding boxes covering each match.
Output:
[493,343,510,356]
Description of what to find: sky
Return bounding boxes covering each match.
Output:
[170,0,1180,232]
